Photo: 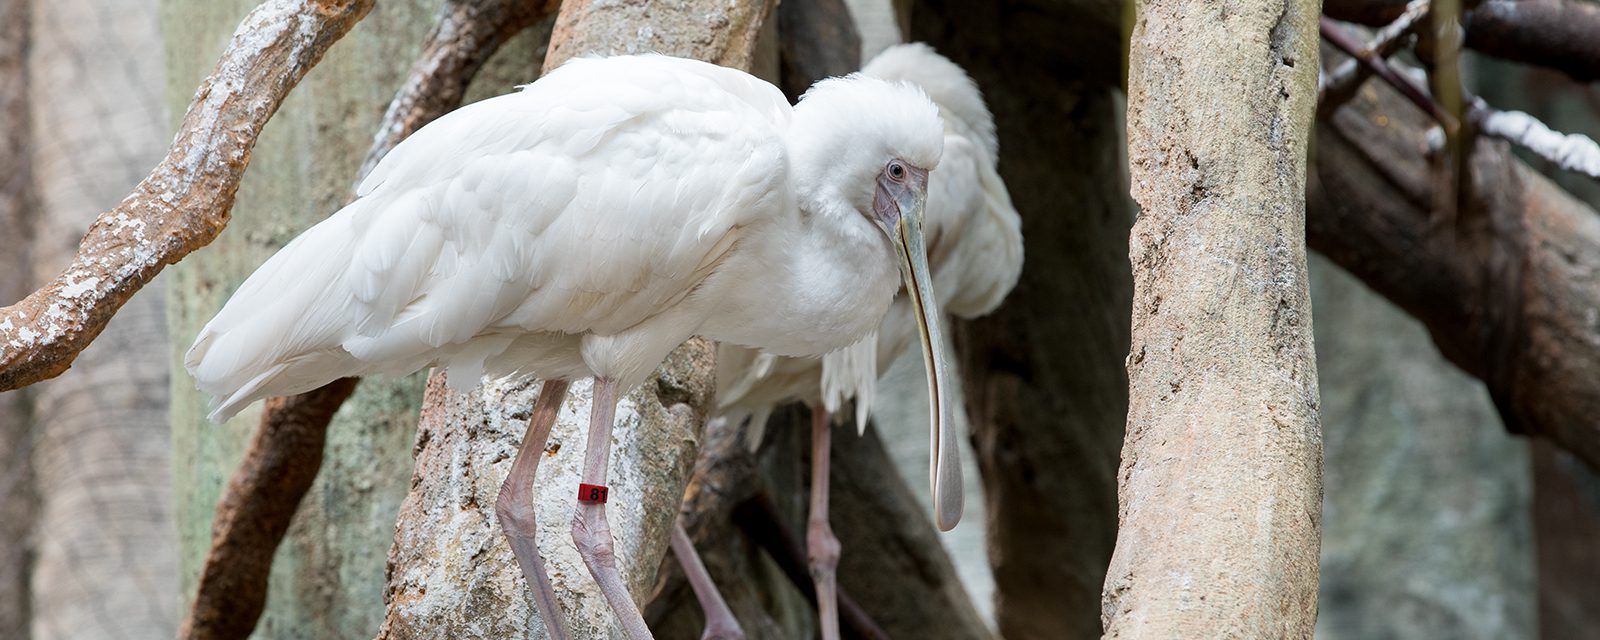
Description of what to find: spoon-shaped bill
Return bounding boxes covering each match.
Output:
[891,191,963,532]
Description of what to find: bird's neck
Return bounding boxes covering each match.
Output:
[708,201,900,358]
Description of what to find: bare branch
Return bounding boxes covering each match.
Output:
[1320,0,1427,107]
[1463,0,1600,83]
[1471,99,1600,180]
[0,0,374,391]
[1320,16,1457,133]
[1325,0,1600,82]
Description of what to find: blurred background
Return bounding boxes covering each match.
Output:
[1,0,1596,638]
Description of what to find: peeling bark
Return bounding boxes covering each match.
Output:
[1106,1,1324,637]
[381,6,775,637]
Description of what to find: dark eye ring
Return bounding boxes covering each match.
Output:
[888,161,906,180]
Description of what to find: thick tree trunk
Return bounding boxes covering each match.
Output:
[1106,1,1324,637]
[378,2,774,637]
[0,0,33,635]
[24,1,176,637]
[909,1,1133,636]
[165,2,550,636]
[1310,255,1534,639]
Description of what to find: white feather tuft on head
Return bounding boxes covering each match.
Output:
[863,42,998,162]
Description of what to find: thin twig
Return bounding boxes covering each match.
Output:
[1321,0,1429,109]
[1320,16,1458,134]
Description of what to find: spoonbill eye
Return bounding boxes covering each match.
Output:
[888,161,906,181]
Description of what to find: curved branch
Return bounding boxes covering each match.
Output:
[0,0,373,391]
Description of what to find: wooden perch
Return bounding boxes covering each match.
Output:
[0,0,374,391]
[178,1,554,637]
[1308,57,1600,473]
[1324,0,1600,82]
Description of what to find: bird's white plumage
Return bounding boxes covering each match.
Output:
[717,43,1023,439]
[187,54,944,423]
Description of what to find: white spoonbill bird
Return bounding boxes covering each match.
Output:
[712,43,1022,640]
[184,54,954,640]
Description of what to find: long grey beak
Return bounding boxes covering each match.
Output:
[892,190,963,532]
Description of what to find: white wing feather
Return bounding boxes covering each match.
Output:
[188,56,792,421]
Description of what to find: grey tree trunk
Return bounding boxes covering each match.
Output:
[163,1,549,636]
[1310,255,1534,640]
[0,0,34,635]
[378,2,774,637]
[24,0,175,637]
[1106,0,1324,637]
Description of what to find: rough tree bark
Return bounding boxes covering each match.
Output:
[908,0,1133,636]
[1105,1,1324,637]
[166,1,551,637]
[377,2,775,637]
[24,0,177,637]
[0,0,33,635]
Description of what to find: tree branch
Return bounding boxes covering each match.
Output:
[1321,16,1458,133]
[1324,0,1600,82]
[1308,57,1600,473]
[1320,0,1427,108]
[178,1,554,636]
[0,0,374,391]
